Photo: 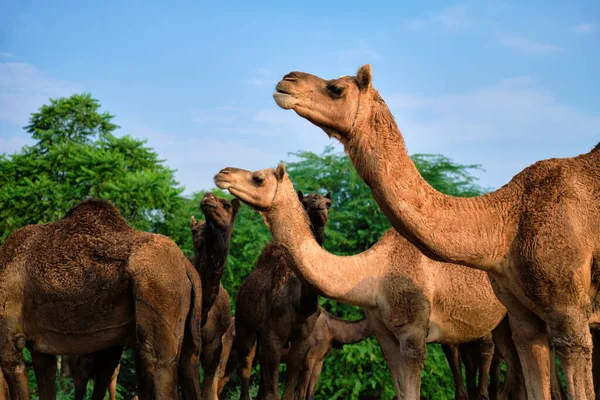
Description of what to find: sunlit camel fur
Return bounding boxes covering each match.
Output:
[272,65,600,399]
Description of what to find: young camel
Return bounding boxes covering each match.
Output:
[272,65,600,399]
[67,354,121,400]
[292,307,373,400]
[214,164,510,399]
[189,192,240,400]
[0,199,202,400]
[229,191,331,400]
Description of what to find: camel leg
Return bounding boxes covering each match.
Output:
[216,322,236,395]
[305,359,324,400]
[107,363,120,400]
[282,314,317,400]
[231,322,257,400]
[295,350,316,400]
[547,308,595,400]
[31,351,57,400]
[593,329,599,399]
[258,330,284,400]
[475,334,495,400]
[178,325,201,400]
[459,343,479,400]
[508,309,552,399]
[442,344,468,400]
[490,317,525,400]
[90,347,122,400]
[488,353,501,400]
[201,335,222,400]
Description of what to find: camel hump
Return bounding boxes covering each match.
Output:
[63,198,130,232]
[592,142,600,153]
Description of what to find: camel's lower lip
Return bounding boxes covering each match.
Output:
[201,203,216,210]
[214,178,230,190]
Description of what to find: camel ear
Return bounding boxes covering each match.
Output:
[191,215,197,227]
[231,198,241,215]
[325,191,332,200]
[297,190,304,201]
[357,64,372,92]
[275,162,286,181]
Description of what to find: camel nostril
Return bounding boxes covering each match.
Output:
[283,73,298,81]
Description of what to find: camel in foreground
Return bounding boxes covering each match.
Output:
[189,192,240,400]
[214,164,514,399]
[0,199,202,400]
[228,191,330,400]
[272,65,600,399]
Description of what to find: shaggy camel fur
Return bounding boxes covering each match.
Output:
[190,192,240,400]
[0,199,202,400]
[0,370,8,400]
[272,65,600,399]
[214,164,511,399]
[228,191,331,400]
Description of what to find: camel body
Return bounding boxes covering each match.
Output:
[0,199,202,400]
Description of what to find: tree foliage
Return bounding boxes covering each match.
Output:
[0,93,184,243]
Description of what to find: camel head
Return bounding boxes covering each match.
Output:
[214,162,294,213]
[273,64,374,142]
[298,190,332,229]
[200,192,241,231]
[190,215,206,249]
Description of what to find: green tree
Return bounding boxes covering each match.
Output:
[0,93,184,243]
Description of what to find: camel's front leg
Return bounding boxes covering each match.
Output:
[441,344,468,400]
[31,351,57,400]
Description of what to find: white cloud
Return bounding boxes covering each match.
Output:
[406,3,471,32]
[384,77,599,188]
[574,23,596,35]
[0,62,83,126]
[499,36,562,54]
[0,52,14,58]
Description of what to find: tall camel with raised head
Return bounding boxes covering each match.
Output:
[272,65,600,399]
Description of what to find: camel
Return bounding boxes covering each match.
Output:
[0,199,202,400]
[227,191,331,400]
[218,307,373,400]
[0,370,8,400]
[272,65,600,399]
[293,306,373,400]
[214,164,513,399]
[190,192,240,400]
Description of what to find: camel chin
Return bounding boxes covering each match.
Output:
[273,92,298,109]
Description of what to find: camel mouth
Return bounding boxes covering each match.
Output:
[273,82,299,110]
[214,174,231,190]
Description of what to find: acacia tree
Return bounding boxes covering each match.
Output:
[0,93,184,243]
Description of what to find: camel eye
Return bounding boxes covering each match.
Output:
[328,85,344,98]
[253,176,264,185]
[223,203,231,209]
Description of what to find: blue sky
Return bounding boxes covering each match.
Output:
[1,0,598,194]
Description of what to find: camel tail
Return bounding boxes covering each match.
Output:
[185,261,203,349]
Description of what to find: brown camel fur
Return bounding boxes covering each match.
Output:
[226,191,331,400]
[190,192,240,400]
[272,65,600,399]
[0,370,8,400]
[0,199,202,400]
[214,164,511,399]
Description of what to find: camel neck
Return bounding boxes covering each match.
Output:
[311,225,325,246]
[327,313,373,345]
[343,100,522,269]
[194,221,232,312]
[264,183,387,307]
